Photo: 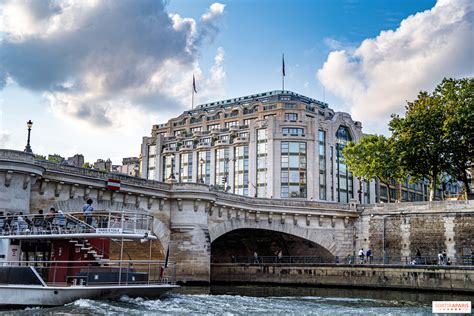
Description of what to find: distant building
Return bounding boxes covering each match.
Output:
[94,158,112,172]
[66,154,84,168]
[120,157,140,177]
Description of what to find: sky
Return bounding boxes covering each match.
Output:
[0,0,472,165]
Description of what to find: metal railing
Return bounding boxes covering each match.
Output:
[0,260,176,287]
[0,211,154,237]
[226,255,474,266]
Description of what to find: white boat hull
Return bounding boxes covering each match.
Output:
[0,284,179,306]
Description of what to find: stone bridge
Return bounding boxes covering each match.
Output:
[1,149,473,284]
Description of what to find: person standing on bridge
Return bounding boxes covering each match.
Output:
[82,199,94,226]
[358,248,365,264]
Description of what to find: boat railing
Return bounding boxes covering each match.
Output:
[0,260,177,287]
[0,211,154,238]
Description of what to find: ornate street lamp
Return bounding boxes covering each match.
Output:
[199,158,205,183]
[169,154,176,180]
[24,120,33,154]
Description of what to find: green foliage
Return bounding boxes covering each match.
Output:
[437,78,474,193]
[389,77,474,199]
[35,154,46,160]
[47,156,61,164]
[82,162,92,169]
[343,135,404,202]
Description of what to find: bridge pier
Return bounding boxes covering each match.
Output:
[169,197,211,284]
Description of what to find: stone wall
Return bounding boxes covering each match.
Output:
[211,264,474,292]
[358,201,474,261]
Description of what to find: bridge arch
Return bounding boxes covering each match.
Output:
[208,219,338,256]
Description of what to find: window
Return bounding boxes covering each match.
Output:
[243,118,255,126]
[225,121,239,128]
[179,152,193,182]
[284,113,298,121]
[191,126,202,133]
[215,148,230,190]
[263,104,276,111]
[319,130,327,200]
[284,103,296,109]
[208,124,220,130]
[336,126,353,203]
[234,146,249,196]
[281,142,307,198]
[282,128,304,136]
[256,129,268,197]
[197,151,211,184]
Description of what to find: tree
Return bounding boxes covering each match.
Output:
[436,78,474,194]
[389,91,450,201]
[82,162,92,169]
[343,135,404,202]
[35,154,46,160]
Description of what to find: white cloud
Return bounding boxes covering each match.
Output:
[0,129,10,147]
[317,0,473,133]
[0,1,226,128]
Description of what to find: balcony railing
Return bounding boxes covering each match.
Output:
[0,211,154,239]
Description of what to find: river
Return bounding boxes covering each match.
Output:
[0,285,471,315]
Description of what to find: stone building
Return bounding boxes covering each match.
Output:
[66,154,84,168]
[140,90,463,203]
[120,157,140,177]
[140,90,376,203]
[93,158,112,172]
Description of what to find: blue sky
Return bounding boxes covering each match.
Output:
[0,0,472,164]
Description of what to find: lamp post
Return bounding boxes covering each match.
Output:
[24,120,33,154]
[169,154,176,180]
[199,158,205,183]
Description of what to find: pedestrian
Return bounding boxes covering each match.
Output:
[442,250,447,265]
[56,210,66,230]
[366,249,372,264]
[346,254,352,264]
[82,199,94,226]
[437,251,443,265]
[358,248,365,264]
[446,258,452,265]
[416,248,421,264]
[253,251,259,264]
[277,250,283,263]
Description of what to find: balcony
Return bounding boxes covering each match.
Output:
[214,139,230,146]
[162,147,176,154]
[229,125,240,132]
[192,131,204,137]
[197,143,211,150]
[179,144,193,152]
[234,137,249,144]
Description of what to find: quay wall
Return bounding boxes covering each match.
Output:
[211,264,474,293]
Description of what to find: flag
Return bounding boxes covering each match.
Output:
[193,75,197,93]
[282,54,285,77]
[164,245,170,268]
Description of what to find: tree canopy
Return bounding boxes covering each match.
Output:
[343,134,404,202]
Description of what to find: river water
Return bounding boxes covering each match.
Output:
[0,285,471,315]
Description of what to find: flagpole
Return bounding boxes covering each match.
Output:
[192,85,194,109]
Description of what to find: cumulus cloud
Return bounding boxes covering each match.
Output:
[317,0,473,133]
[0,130,10,147]
[0,0,226,127]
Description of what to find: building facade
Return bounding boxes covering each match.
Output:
[140,90,380,203]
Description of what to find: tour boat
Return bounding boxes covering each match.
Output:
[0,210,178,306]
